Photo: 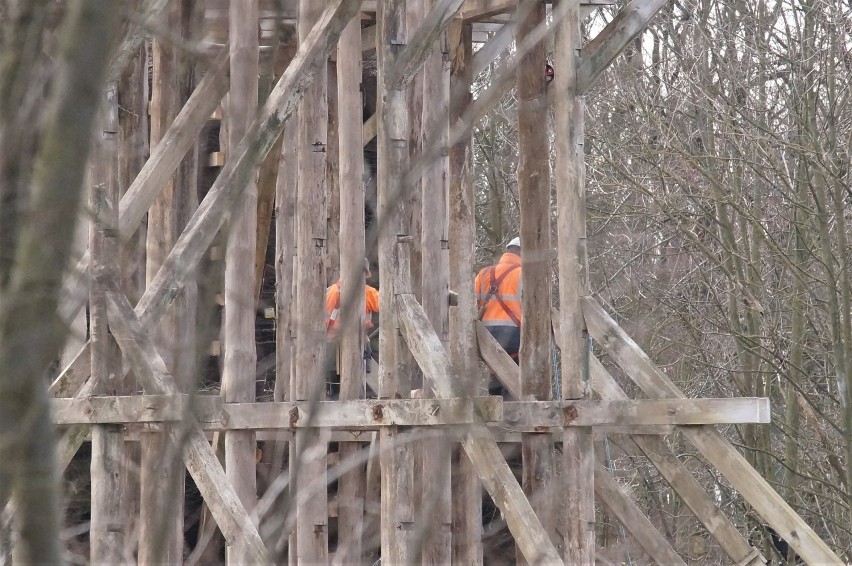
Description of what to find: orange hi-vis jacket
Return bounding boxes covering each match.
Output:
[325,281,380,338]
[475,252,522,328]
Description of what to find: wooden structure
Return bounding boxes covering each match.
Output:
[4,0,844,564]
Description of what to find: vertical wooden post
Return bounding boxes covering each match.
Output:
[294,0,330,562]
[377,0,417,563]
[448,19,483,566]
[419,1,452,561]
[223,1,259,563]
[272,55,299,562]
[515,0,556,559]
[334,14,367,566]
[555,0,594,562]
[89,84,126,566]
[406,0,424,305]
[116,42,148,552]
[140,3,197,560]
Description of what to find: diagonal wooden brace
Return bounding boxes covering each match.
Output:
[396,293,562,565]
[582,296,842,565]
[103,279,269,564]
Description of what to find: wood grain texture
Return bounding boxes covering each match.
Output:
[396,293,562,564]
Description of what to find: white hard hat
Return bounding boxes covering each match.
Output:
[507,237,520,248]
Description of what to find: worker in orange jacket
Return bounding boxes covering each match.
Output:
[325,258,379,338]
[475,237,522,395]
[325,258,379,398]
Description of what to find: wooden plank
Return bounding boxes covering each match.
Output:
[88,84,126,566]
[49,343,92,398]
[102,281,269,564]
[576,0,669,94]
[57,395,744,430]
[217,397,502,428]
[335,16,367,565]
[292,0,335,561]
[141,6,201,560]
[376,0,418,562]
[470,20,513,76]
[500,398,770,428]
[419,0,453,561]
[362,112,377,145]
[390,0,465,90]
[131,0,361,335]
[461,0,516,21]
[582,296,842,565]
[55,48,229,332]
[223,2,260,562]
[515,3,556,559]
[396,293,562,564]
[449,21,483,562]
[594,463,687,566]
[553,1,595,562]
[53,394,189,424]
[475,320,522,399]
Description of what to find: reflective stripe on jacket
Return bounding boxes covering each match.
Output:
[325,281,380,337]
[474,252,522,328]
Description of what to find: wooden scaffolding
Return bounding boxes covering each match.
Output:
[4,0,844,564]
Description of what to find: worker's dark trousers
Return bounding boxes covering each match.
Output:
[485,325,520,398]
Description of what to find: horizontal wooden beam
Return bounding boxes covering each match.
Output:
[52,396,503,429]
[501,398,770,430]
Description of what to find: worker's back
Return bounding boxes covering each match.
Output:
[475,251,522,328]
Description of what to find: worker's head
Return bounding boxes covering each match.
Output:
[506,236,521,255]
[364,258,372,279]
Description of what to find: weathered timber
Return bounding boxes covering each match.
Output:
[515,3,556,559]
[475,320,522,399]
[49,344,92,397]
[293,0,334,561]
[128,0,360,339]
[594,463,687,566]
[448,20,483,564]
[396,293,562,564]
[390,0,465,90]
[56,49,229,330]
[554,1,595,562]
[106,0,169,83]
[362,112,378,145]
[51,396,757,430]
[419,1,453,561]
[223,3,260,563]
[142,5,201,561]
[102,280,269,564]
[589,355,767,565]
[377,1,419,563]
[335,16,367,565]
[270,103,298,560]
[471,20,513,76]
[500,398,769,428]
[576,0,669,94]
[582,296,842,565]
[89,84,125,566]
[205,397,502,429]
